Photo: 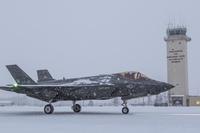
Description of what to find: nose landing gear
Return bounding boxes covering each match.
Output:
[72,104,81,113]
[121,100,129,114]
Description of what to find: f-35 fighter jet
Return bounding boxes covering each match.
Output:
[0,65,174,114]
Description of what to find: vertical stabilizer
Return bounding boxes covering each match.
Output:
[37,69,54,82]
[6,65,37,85]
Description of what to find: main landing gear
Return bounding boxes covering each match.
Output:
[44,101,82,114]
[44,104,54,114]
[121,100,129,114]
[72,101,81,113]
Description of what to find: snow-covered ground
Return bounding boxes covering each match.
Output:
[0,106,200,133]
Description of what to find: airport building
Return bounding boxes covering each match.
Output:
[165,26,191,106]
[188,96,200,106]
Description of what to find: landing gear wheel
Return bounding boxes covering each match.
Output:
[44,104,54,114]
[122,107,129,114]
[72,104,81,113]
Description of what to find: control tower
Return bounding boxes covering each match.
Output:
[164,26,191,106]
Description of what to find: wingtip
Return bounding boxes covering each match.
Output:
[6,64,18,67]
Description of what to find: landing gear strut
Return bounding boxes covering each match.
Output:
[44,104,54,114]
[72,101,81,113]
[121,100,129,114]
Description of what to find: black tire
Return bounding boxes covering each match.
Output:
[44,104,54,114]
[122,107,129,114]
[72,104,81,113]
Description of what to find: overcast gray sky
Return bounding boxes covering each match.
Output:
[0,0,199,95]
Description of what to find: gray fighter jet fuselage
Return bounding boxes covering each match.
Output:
[0,65,174,114]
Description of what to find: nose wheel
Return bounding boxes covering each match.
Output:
[72,101,81,113]
[121,100,129,114]
[44,104,54,114]
[72,104,81,113]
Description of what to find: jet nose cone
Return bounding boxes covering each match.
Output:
[163,83,174,91]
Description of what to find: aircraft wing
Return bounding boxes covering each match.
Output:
[0,84,115,94]
[11,83,115,90]
[0,86,13,91]
[5,84,115,97]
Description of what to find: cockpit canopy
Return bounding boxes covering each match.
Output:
[113,71,149,80]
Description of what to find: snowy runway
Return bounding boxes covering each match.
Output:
[0,106,200,133]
